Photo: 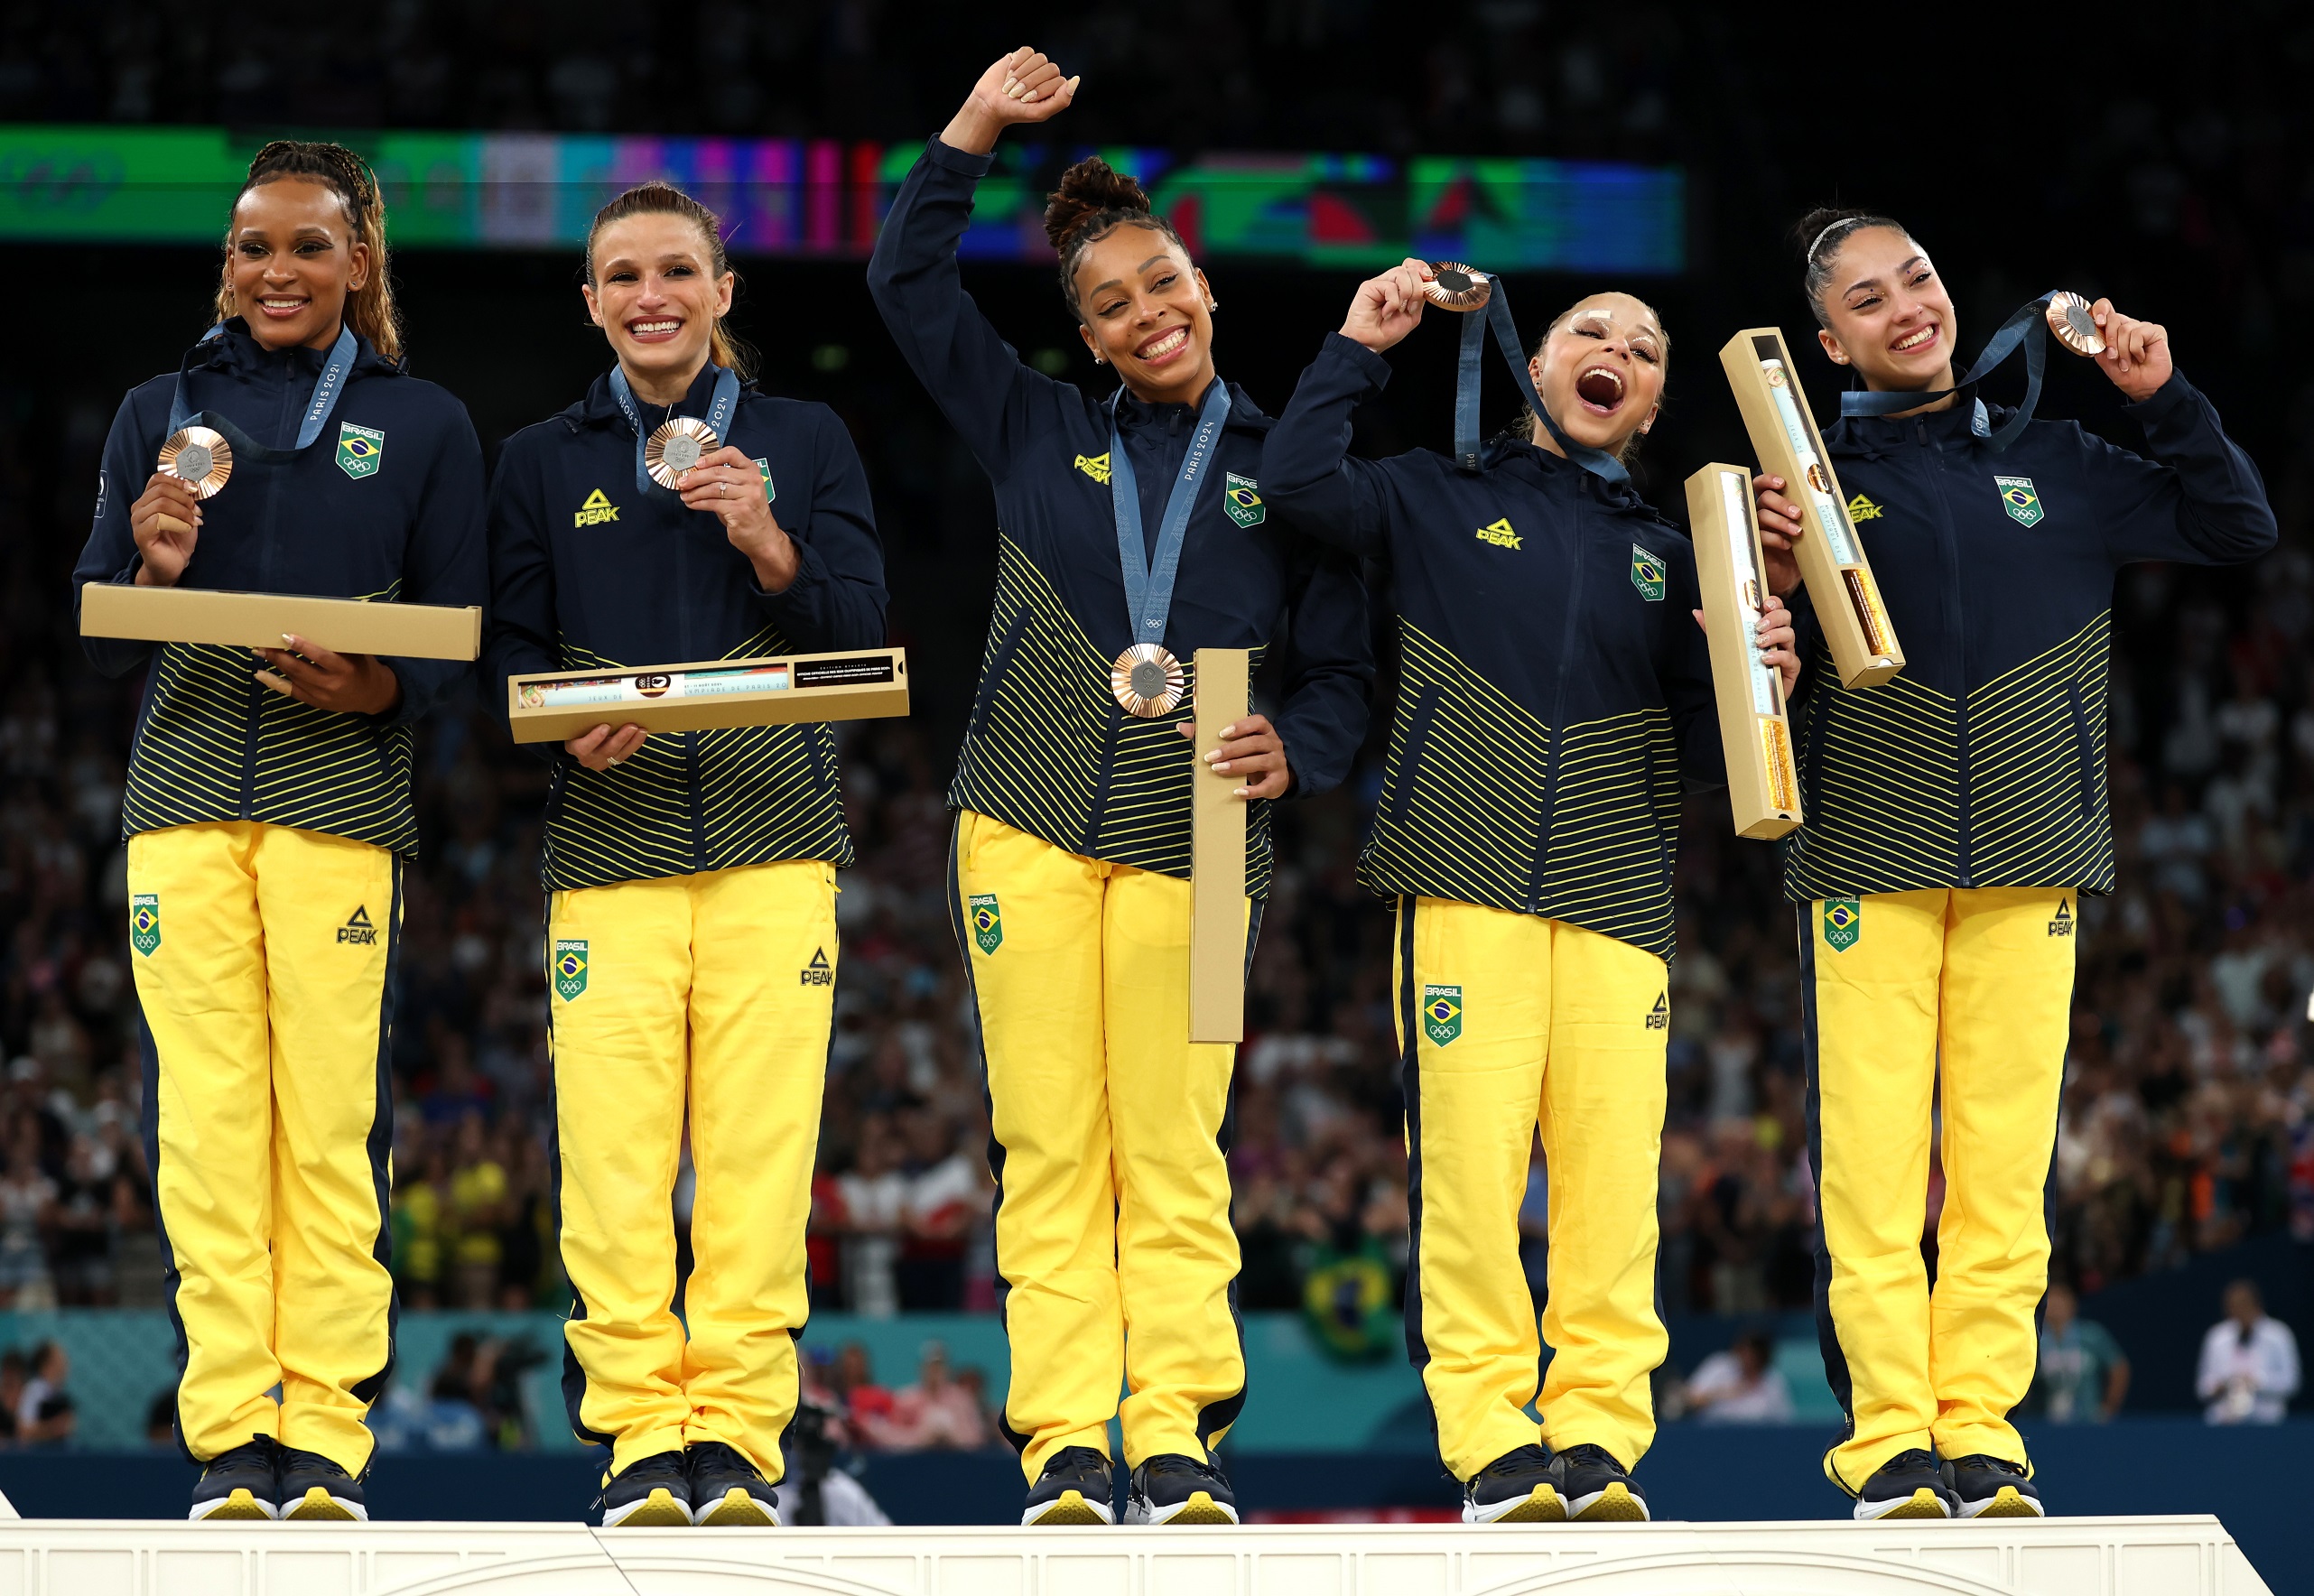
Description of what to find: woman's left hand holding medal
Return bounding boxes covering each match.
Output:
[680,446,798,592]
[253,633,403,717]
[1179,713,1295,801]
[129,473,205,586]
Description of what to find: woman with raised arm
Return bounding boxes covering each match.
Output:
[484,181,886,1528]
[71,140,486,1522]
[1264,262,1797,1525]
[867,49,1371,1527]
[1753,210,2275,1520]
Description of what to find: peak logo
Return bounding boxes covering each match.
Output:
[574,488,620,527]
[1074,452,1112,485]
[338,905,379,946]
[801,947,835,987]
[1644,993,1668,1030]
[1475,517,1522,550]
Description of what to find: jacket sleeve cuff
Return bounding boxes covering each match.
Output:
[1323,331,1394,392]
[2123,371,2197,426]
[751,538,828,607]
[925,137,997,180]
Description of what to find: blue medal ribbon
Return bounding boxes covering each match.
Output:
[167,321,359,462]
[1837,292,2063,451]
[1108,379,1231,648]
[1454,280,1629,485]
[609,363,742,496]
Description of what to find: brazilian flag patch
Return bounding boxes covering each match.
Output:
[553,938,589,1000]
[1631,543,1667,602]
[1222,472,1266,529]
[337,422,384,480]
[969,894,1002,954]
[1994,475,2042,527]
[1823,897,1862,952]
[1421,984,1463,1045]
[756,457,775,502]
[130,893,161,957]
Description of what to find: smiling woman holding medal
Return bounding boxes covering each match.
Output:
[483,181,886,1529]
[868,49,1371,1528]
[1265,263,1797,1526]
[1750,209,2276,1522]
[70,140,487,1523]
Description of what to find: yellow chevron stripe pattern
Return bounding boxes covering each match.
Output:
[1359,622,1681,959]
[1782,611,2114,898]
[122,580,420,855]
[540,626,851,891]
[950,536,1274,893]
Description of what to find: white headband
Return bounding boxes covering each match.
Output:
[1807,218,1856,262]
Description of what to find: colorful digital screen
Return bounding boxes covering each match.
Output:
[0,125,1684,274]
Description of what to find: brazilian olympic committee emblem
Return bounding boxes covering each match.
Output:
[553,939,590,1001]
[1631,543,1667,603]
[756,458,775,502]
[1421,984,1464,1046]
[969,894,1003,954]
[1223,472,1267,529]
[130,893,161,957]
[337,422,384,480]
[1994,476,2043,528]
[1823,897,1862,952]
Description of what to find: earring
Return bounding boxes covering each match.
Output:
[1093,353,1106,365]
[1207,302,1219,313]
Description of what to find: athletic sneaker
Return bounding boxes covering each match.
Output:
[277,1447,367,1521]
[1853,1449,1956,1520]
[1022,1446,1115,1526]
[1125,1453,1239,1526]
[689,1442,778,1526]
[599,1451,695,1527]
[1556,1443,1649,1522]
[1944,1454,2043,1518]
[1462,1443,1566,1524]
[190,1436,283,1522]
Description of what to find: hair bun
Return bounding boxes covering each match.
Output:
[1044,158,1151,253]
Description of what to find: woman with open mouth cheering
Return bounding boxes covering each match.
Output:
[868,47,1371,1529]
[1265,261,1797,1526]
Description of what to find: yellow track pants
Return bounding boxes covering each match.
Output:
[951,811,1249,1481]
[1802,887,2076,1491]
[548,859,836,1481]
[127,821,399,1472]
[1396,896,1669,1480]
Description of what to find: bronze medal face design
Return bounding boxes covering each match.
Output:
[1765,364,1789,388]
[1110,643,1186,718]
[157,425,233,498]
[644,416,719,488]
[1423,262,1493,312]
[2045,291,2105,357]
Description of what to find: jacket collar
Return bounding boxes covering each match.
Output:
[1106,376,1275,438]
[1485,432,1649,513]
[191,317,396,380]
[1824,384,2007,462]
[574,361,755,431]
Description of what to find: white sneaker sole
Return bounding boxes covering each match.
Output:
[1566,1481,1650,1522]
[1957,1485,2043,1519]
[602,1486,696,1527]
[190,1487,279,1522]
[1854,1487,1954,1521]
[1023,1488,1114,1526]
[283,1487,367,1521]
[1463,1482,1566,1524]
[1126,1490,1239,1526]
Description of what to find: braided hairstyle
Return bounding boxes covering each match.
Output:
[584,181,754,380]
[216,140,401,362]
[1794,206,1910,329]
[1042,158,1187,318]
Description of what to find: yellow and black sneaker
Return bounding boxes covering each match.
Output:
[1022,1446,1116,1526]
[1557,1443,1650,1522]
[278,1446,367,1520]
[1853,1449,1957,1520]
[1125,1453,1239,1526]
[1944,1454,2043,1518]
[1462,1443,1566,1524]
[189,1436,282,1521]
[690,1441,779,1526]
[599,1450,695,1526]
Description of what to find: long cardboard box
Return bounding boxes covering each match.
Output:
[506,647,908,742]
[1687,463,1803,840]
[1189,647,1250,1044]
[1718,327,1904,689]
[81,582,480,660]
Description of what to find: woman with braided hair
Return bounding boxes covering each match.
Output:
[869,49,1371,1526]
[72,140,486,1520]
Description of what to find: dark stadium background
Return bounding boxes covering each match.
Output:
[0,0,2307,1562]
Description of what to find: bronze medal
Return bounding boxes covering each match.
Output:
[645,416,719,488]
[1423,262,1493,313]
[157,425,233,498]
[2045,291,2105,357]
[1111,643,1185,718]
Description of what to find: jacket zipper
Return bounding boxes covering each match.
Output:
[669,421,708,874]
[246,356,302,821]
[1530,492,1584,914]
[1919,415,1973,885]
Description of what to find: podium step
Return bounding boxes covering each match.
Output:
[0,1515,2270,1595]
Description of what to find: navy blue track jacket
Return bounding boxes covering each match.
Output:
[1782,375,2277,901]
[1267,332,1723,961]
[866,138,1372,895]
[483,364,888,891]
[73,320,487,858]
